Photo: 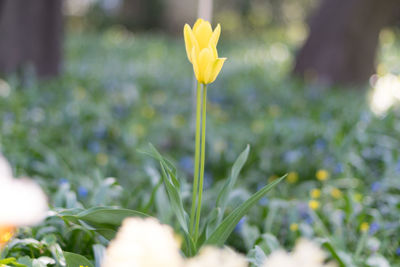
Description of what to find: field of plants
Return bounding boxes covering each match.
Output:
[0,25,399,267]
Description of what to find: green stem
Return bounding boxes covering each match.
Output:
[189,82,202,236]
[194,84,207,242]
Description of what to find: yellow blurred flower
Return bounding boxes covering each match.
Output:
[184,19,226,84]
[290,223,299,232]
[360,222,369,232]
[213,139,227,154]
[73,87,86,100]
[287,171,299,184]
[354,193,363,202]
[268,104,281,117]
[316,169,329,181]
[308,200,320,210]
[96,153,109,166]
[172,115,186,128]
[132,123,146,138]
[141,106,155,119]
[0,225,15,246]
[251,120,265,134]
[310,189,321,199]
[330,188,342,199]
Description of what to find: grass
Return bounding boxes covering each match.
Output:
[0,27,399,266]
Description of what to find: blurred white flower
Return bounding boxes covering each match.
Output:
[0,154,48,246]
[262,250,296,267]
[262,239,336,267]
[0,155,48,226]
[0,154,13,181]
[369,73,400,116]
[186,246,248,267]
[102,217,184,267]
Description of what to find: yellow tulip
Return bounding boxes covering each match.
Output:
[184,19,226,84]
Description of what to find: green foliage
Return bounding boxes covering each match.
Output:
[0,29,399,266]
[205,175,286,247]
[64,252,94,267]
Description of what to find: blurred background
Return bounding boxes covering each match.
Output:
[1,0,400,85]
[0,0,400,263]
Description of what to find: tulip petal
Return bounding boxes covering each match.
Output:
[210,44,218,59]
[193,18,204,32]
[194,21,213,49]
[203,62,214,84]
[184,24,198,63]
[197,48,213,83]
[191,47,200,82]
[209,58,226,84]
[209,24,221,47]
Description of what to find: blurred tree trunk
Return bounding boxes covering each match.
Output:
[119,0,164,30]
[0,0,63,78]
[119,0,196,33]
[294,0,400,86]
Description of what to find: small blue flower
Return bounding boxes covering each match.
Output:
[256,183,264,191]
[314,138,327,151]
[204,172,213,189]
[297,203,309,219]
[113,105,127,119]
[93,124,107,139]
[305,216,313,224]
[283,150,302,164]
[88,141,101,154]
[334,163,344,174]
[396,160,400,173]
[234,217,247,233]
[59,178,68,185]
[179,156,193,174]
[78,186,89,198]
[259,197,268,206]
[371,182,382,193]
[369,222,379,235]
[396,247,400,256]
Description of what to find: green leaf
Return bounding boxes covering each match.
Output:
[205,175,286,246]
[76,207,149,226]
[139,144,195,256]
[93,244,106,267]
[57,207,150,240]
[247,246,267,266]
[64,252,94,267]
[216,145,250,210]
[322,240,346,267]
[140,144,189,233]
[260,233,280,253]
[206,146,250,237]
[59,206,149,227]
[0,258,26,267]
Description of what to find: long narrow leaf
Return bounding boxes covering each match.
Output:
[216,145,250,211]
[140,144,190,235]
[206,145,250,237]
[205,175,286,246]
[322,240,346,267]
